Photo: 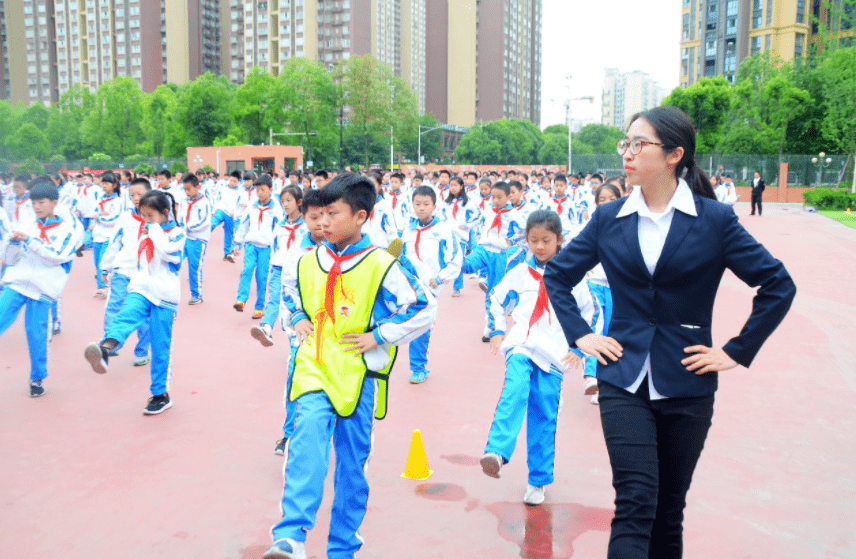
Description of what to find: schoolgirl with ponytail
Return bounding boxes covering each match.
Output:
[544,105,796,558]
[85,188,187,415]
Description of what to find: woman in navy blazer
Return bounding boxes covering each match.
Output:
[544,106,795,559]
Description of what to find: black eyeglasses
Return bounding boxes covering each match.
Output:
[617,139,664,156]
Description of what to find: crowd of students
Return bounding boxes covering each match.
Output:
[0,108,791,559]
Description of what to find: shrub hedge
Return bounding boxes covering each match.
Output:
[802,188,856,210]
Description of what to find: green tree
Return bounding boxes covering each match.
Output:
[22,101,51,130]
[455,123,504,164]
[98,77,145,158]
[9,123,51,161]
[575,124,625,154]
[455,119,543,164]
[400,113,444,164]
[819,47,856,168]
[662,77,732,152]
[48,84,95,160]
[175,72,235,147]
[538,133,568,165]
[142,85,179,157]
[233,67,280,144]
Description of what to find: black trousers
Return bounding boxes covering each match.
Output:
[598,380,715,559]
[751,194,762,215]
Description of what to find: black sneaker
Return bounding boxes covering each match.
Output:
[481,336,490,343]
[274,438,287,455]
[84,342,109,374]
[143,393,172,415]
[30,380,45,397]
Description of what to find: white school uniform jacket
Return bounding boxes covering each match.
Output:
[488,255,595,377]
[92,192,123,243]
[214,185,242,217]
[547,195,577,237]
[129,220,186,309]
[279,235,437,373]
[363,195,398,249]
[101,208,149,278]
[278,233,320,330]
[478,203,525,252]
[271,216,307,267]
[10,194,35,229]
[236,186,255,218]
[234,198,283,248]
[400,216,462,296]
[179,193,212,241]
[76,183,101,218]
[510,199,536,232]
[0,209,10,256]
[118,184,132,212]
[441,196,480,244]
[2,215,76,301]
[386,189,412,233]
[715,183,739,205]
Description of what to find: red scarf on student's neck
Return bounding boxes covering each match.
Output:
[130,212,146,239]
[526,265,551,339]
[37,221,62,244]
[283,222,301,249]
[414,222,434,260]
[14,196,29,221]
[185,195,203,225]
[138,224,175,267]
[489,208,509,234]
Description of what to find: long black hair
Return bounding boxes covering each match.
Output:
[139,189,177,222]
[628,106,716,200]
[445,176,469,206]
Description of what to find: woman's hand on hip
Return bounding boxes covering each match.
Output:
[575,334,623,365]
[682,346,738,374]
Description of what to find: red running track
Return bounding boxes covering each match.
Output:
[1,202,855,558]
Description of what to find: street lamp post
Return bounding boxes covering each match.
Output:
[418,124,444,166]
[193,155,203,171]
[811,152,833,186]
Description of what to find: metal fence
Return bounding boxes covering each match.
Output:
[571,153,853,187]
[0,157,185,174]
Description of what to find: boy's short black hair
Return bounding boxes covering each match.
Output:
[478,177,492,186]
[554,173,568,184]
[491,181,511,195]
[288,170,301,178]
[390,172,405,182]
[508,180,524,192]
[157,169,172,179]
[14,174,31,185]
[254,174,273,188]
[438,169,451,178]
[182,172,199,187]
[315,170,329,180]
[130,177,153,191]
[230,170,242,180]
[412,185,436,204]
[29,180,59,201]
[465,171,479,180]
[319,172,375,216]
[281,185,303,203]
[243,171,256,182]
[413,173,424,181]
[301,189,324,213]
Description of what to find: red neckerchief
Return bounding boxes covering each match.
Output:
[98,193,117,214]
[37,221,62,244]
[414,222,434,260]
[390,190,401,210]
[138,224,175,267]
[479,196,489,211]
[130,212,146,239]
[489,208,509,234]
[313,246,373,364]
[257,204,270,226]
[283,222,301,249]
[185,195,203,225]
[14,196,29,221]
[553,196,568,215]
[570,186,578,199]
[526,265,551,339]
[452,199,460,219]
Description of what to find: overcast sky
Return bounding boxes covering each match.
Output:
[538,0,683,129]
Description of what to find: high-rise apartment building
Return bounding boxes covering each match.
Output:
[679,0,812,87]
[1,0,57,105]
[425,0,476,126]
[601,69,666,130]
[475,0,542,125]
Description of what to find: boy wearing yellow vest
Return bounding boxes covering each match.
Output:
[263,174,437,559]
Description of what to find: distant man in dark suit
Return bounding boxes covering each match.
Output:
[751,171,765,215]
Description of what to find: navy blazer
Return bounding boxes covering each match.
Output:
[544,194,796,398]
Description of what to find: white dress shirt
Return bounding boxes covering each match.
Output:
[616,178,698,400]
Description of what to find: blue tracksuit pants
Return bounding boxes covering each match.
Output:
[210,210,235,257]
[272,378,377,559]
[237,244,270,311]
[261,265,282,329]
[104,272,150,358]
[93,241,107,288]
[282,339,298,440]
[463,246,508,335]
[453,240,468,291]
[51,298,61,329]
[584,282,612,378]
[104,293,175,396]
[408,326,433,375]
[485,353,562,487]
[185,238,207,299]
[0,288,51,382]
[81,217,93,249]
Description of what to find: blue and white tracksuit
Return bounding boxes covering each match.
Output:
[485,256,595,486]
[103,221,185,396]
[234,199,282,311]
[400,217,461,377]
[0,215,76,382]
[93,193,123,289]
[179,193,212,300]
[10,194,35,230]
[261,216,306,330]
[0,210,10,280]
[441,196,479,291]
[272,234,437,558]
[547,195,579,246]
[76,183,101,249]
[584,262,610,379]
[362,195,398,249]
[100,208,152,358]
[386,189,412,234]
[211,183,242,256]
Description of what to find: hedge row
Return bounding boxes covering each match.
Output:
[802,188,856,210]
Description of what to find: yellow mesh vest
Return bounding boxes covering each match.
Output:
[291,247,398,419]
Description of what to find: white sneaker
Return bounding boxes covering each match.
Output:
[524,484,546,506]
[480,452,502,479]
[583,376,598,396]
[262,537,306,559]
[590,392,599,405]
[251,324,274,347]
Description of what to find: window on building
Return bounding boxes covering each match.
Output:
[751,35,761,54]
[753,0,763,27]
[795,33,804,56]
[765,34,771,50]
[683,13,690,39]
[727,17,737,34]
[796,0,805,23]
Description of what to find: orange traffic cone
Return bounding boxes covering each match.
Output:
[401,429,433,480]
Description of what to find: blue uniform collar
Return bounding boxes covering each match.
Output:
[527,254,548,270]
[283,215,304,227]
[410,216,439,229]
[322,233,372,256]
[301,233,321,249]
[188,193,203,202]
[37,216,62,226]
[255,198,274,209]
[15,193,30,201]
